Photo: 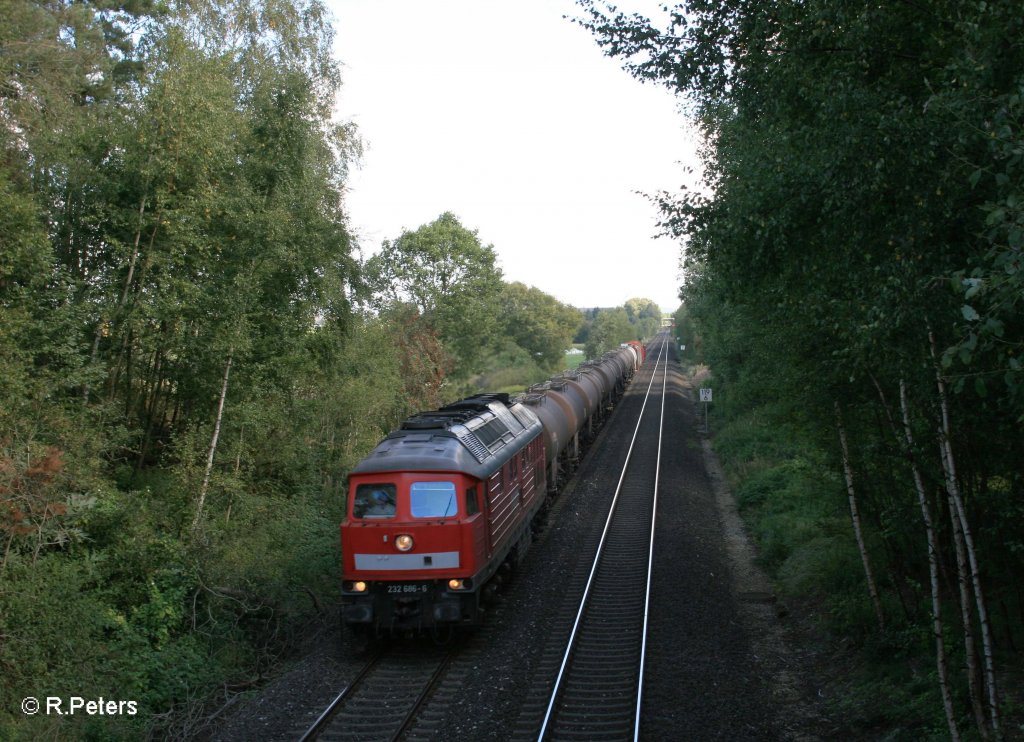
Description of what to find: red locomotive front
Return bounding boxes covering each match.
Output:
[340,394,545,632]
[341,472,487,627]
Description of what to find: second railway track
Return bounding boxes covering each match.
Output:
[298,642,453,742]
[303,334,672,742]
[518,336,669,742]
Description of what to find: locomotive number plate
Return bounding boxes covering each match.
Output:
[387,584,430,594]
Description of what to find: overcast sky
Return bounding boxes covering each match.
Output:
[328,0,699,311]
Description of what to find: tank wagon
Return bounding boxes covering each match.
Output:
[340,341,647,633]
[626,340,646,365]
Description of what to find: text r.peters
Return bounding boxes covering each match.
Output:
[39,697,138,716]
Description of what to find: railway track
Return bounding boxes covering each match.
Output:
[300,335,670,742]
[517,336,668,742]
[297,641,453,742]
[212,333,789,741]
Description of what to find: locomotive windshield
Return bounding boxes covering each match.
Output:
[410,481,458,518]
[352,483,397,518]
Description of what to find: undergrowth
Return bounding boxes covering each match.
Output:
[706,378,978,740]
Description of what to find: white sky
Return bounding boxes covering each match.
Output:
[328,0,700,311]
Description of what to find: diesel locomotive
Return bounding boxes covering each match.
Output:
[340,341,646,633]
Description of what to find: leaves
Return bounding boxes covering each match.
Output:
[366,212,503,375]
[0,0,370,734]
[500,282,583,372]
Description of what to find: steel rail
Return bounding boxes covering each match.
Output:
[536,335,668,741]
[389,649,453,742]
[298,643,453,742]
[634,336,667,741]
[298,646,387,742]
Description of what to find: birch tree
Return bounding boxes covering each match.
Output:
[834,402,885,634]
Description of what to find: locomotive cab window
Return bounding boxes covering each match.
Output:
[410,481,458,518]
[353,483,397,518]
[466,486,480,516]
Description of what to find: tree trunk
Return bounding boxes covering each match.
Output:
[834,401,886,633]
[1,532,13,574]
[192,353,233,531]
[930,332,1001,740]
[898,379,960,742]
[83,195,149,404]
[120,196,148,305]
[135,351,167,476]
[941,431,987,737]
[870,372,960,739]
[225,425,244,526]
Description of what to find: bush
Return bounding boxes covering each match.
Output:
[0,554,148,741]
[708,389,960,734]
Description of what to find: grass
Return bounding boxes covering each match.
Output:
[707,388,951,737]
[563,345,585,370]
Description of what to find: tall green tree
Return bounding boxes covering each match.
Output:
[624,296,662,338]
[584,307,633,359]
[367,212,503,374]
[1,0,370,736]
[500,282,582,372]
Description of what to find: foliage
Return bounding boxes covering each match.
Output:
[582,298,661,360]
[468,340,551,396]
[671,303,699,362]
[366,212,503,375]
[577,0,1024,734]
[499,282,583,372]
[947,83,1024,414]
[364,214,593,398]
[0,0,441,737]
[624,297,662,339]
[584,307,633,359]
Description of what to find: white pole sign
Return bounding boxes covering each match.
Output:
[699,388,712,432]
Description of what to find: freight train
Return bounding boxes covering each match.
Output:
[339,341,646,633]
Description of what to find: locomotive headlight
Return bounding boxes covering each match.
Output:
[448,579,464,591]
[345,580,368,593]
[395,534,414,552]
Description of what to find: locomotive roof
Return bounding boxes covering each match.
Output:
[350,393,543,480]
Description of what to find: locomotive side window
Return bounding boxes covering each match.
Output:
[410,481,458,518]
[353,483,397,518]
[466,487,480,515]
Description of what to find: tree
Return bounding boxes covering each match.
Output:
[624,297,660,321]
[625,296,662,339]
[584,307,633,359]
[0,0,369,735]
[500,282,582,372]
[367,212,503,374]
[672,303,700,362]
